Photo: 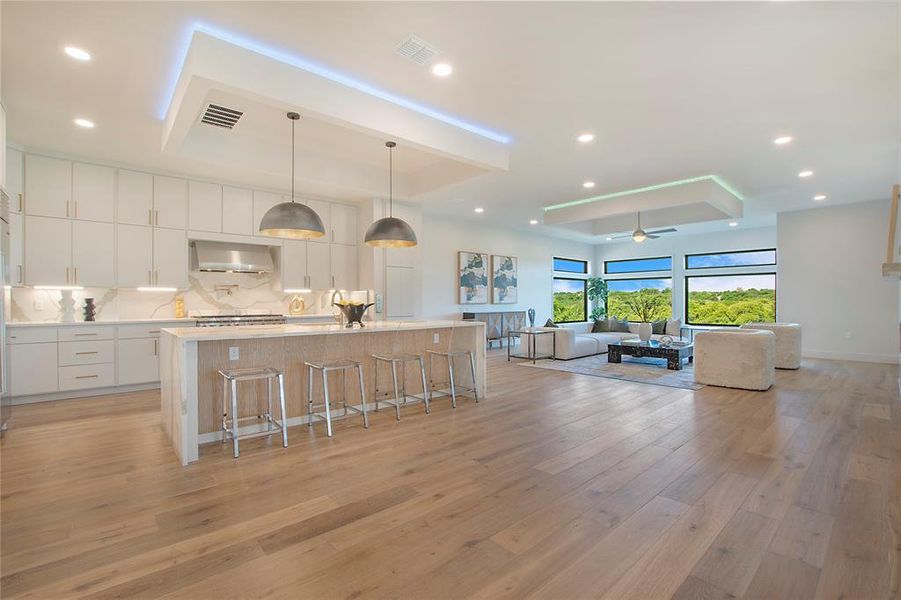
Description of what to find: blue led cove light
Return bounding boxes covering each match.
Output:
[158,23,511,145]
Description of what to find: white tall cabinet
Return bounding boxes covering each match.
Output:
[24,216,114,287]
[115,224,187,289]
[72,163,115,222]
[5,147,23,213]
[24,155,71,218]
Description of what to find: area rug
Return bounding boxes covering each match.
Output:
[519,355,704,390]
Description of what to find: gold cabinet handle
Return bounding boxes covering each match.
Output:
[65,266,69,284]
[18,193,23,213]
[74,201,78,219]
[74,333,98,337]
[154,339,159,356]
[17,265,22,284]
[75,351,98,355]
[75,374,99,379]
[73,267,78,284]
[148,209,153,225]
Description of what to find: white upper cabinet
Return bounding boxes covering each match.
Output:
[222,186,253,236]
[153,176,187,229]
[9,212,23,286]
[153,227,188,289]
[24,216,72,286]
[307,242,331,290]
[188,180,222,232]
[305,198,330,243]
[24,155,71,219]
[330,243,357,290]
[116,224,153,288]
[117,170,153,226]
[280,240,307,290]
[386,266,415,318]
[73,162,115,223]
[253,191,282,235]
[5,147,23,213]
[330,203,357,245]
[72,220,115,287]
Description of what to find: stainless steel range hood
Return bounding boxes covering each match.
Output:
[193,241,274,273]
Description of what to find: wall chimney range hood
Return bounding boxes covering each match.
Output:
[193,241,274,273]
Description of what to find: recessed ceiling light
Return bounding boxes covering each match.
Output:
[798,170,814,178]
[577,133,595,143]
[728,221,738,227]
[773,135,792,145]
[431,63,453,77]
[582,181,595,189]
[813,194,827,201]
[474,207,484,213]
[64,46,91,61]
[606,236,613,241]
[73,118,95,128]
[529,219,538,225]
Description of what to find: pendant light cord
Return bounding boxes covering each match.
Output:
[389,144,393,218]
[291,117,296,204]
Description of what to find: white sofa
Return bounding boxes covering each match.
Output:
[534,320,685,360]
[740,322,801,369]
[693,329,776,390]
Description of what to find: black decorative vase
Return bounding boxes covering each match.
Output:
[527,308,536,328]
[83,298,96,322]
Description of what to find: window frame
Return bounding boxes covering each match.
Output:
[553,256,589,275]
[604,255,673,275]
[604,276,674,323]
[684,248,777,270]
[684,271,778,327]
[552,276,589,324]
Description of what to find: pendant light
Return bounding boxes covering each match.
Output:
[259,112,326,240]
[364,141,418,248]
[632,212,647,243]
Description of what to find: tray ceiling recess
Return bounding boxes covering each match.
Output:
[542,175,744,240]
[160,25,510,200]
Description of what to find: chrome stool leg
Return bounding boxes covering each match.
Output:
[278,372,288,448]
[391,360,402,421]
[230,377,239,458]
[419,356,430,414]
[307,365,314,427]
[357,364,369,428]
[322,369,333,437]
[447,354,457,408]
[469,351,479,403]
[266,377,273,431]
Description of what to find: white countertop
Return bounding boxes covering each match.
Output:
[161,319,481,341]
[7,314,337,328]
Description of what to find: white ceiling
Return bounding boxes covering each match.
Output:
[2,2,898,242]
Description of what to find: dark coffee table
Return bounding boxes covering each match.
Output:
[607,340,693,370]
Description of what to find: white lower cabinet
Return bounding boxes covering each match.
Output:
[59,364,115,391]
[117,338,159,385]
[10,342,59,396]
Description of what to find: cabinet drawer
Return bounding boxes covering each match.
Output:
[8,328,58,344]
[10,342,59,396]
[57,326,115,342]
[117,323,184,339]
[59,364,115,391]
[58,340,115,366]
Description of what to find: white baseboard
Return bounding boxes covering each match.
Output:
[802,350,900,365]
[11,383,160,405]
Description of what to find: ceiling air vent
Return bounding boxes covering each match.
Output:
[395,35,438,66]
[200,103,244,129]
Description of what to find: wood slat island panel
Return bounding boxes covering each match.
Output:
[160,321,486,465]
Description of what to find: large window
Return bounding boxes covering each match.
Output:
[553,277,587,323]
[605,256,672,274]
[606,278,673,322]
[685,273,776,325]
[686,249,776,270]
[553,257,588,274]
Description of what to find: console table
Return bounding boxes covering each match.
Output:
[462,311,527,348]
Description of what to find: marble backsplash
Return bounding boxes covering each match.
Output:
[8,271,372,323]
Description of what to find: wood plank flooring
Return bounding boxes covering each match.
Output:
[1,352,898,599]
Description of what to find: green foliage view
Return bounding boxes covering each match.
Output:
[607,288,672,322]
[553,292,585,322]
[687,288,775,325]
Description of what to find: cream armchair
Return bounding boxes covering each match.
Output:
[740,322,801,369]
[694,329,776,391]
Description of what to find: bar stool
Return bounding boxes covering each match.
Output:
[305,359,368,436]
[427,350,479,408]
[219,366,288,459]
[372,353,430,420]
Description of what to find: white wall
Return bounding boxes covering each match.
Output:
[778,199,898,363]
[419,215,595,321]
[596,226,778,322]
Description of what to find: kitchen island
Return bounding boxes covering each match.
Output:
[159,320,486,465]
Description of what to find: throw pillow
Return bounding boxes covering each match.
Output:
[611,317,630,333]
[591,318,611,333]
[544,318,559,328]
[665,318,682,337]
[652,319,666,335]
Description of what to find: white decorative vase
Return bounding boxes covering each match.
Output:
[58,290,76,323]
[638,322,652,342]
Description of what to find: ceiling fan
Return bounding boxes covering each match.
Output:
[610,212,677,243]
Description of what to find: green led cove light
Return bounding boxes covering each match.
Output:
[543,175,744,212]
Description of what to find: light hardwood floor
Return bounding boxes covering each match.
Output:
[1,352,898,599]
